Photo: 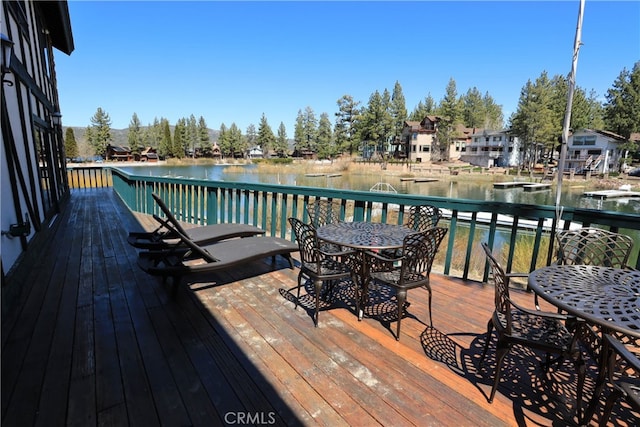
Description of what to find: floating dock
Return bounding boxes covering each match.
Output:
[493,181,531,189]
[583,190,640,199]
[305,173,325,177]
[400,177,439,183]
[494,181,551,191]
[523,183,552,192]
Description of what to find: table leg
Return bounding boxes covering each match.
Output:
[580,326,612,425]
[354,250,370,321]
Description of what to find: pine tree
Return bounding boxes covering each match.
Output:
[335,95,360,155]
[435,78,462,161]
[316,112,334,159]
[358,91,390,158]
[187,114,198,158]
[409,93,436,121]
[87,107,112,157]
[173,120,185,159]
[604,62,640,141]
[482,92,504,130]
[462,87,485,129]
[128,112,143,155]
[64,127,78,159]
[246,123,257,151]
[510,72,556,169]
[197,116,211,157]
[257,114,276,157]
[275,122,288,156]
[156,118,171,158]
[390,81,407,141]
[227,123,244,158]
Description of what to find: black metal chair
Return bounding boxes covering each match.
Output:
[598,333,640,426]
[288,218,358,326]
[305,199,345,255]
[379,204,443,260]
[306,199,342,228]
[480,242,586,408]
[405,204,442,231]
[556,227,634,269]
[367,227,448,340]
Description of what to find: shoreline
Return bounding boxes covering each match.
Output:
[67,158,640,191]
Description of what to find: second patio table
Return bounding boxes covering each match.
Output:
[528,264,640,423]
[528,264,640,338]
[316,222,414,319]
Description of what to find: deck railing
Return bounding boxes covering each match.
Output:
[67,165,113,188]
[96,166,640,283]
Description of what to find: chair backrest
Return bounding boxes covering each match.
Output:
[306,199,341,228]
[400,227,448,280]
[481,242,512,332]
[288,218,320,265]
[556,228,633,268]
[161,220,218,263]
[152,193,189,236]
[406,205,442,232]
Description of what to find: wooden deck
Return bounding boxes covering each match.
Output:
[2,189,637,426]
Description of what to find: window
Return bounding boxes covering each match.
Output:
[412,133,417,140]
[474,137,479,142]
[421,146,430,152]
[471,147,478,152]
[493,136,502,141]
[573,135,597,146]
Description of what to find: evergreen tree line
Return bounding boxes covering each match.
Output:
[65,62,640,162]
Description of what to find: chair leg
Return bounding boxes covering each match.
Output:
[425,284,433,327]
[574,354,586,423]
[352,275,360,319]
[395,289,407,341]
[313,278,323,327]
[599,390,623,427]
[481,319,494,363]
[488,341,510,403]
[295,273,303,310]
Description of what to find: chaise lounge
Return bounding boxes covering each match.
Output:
[137,220,298,291]
[128,192,265,249]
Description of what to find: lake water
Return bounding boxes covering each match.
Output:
[117,163,640,215]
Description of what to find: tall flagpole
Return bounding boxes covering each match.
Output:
[555,0,586,213]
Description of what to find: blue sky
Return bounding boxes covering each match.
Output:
[56,1,640,134]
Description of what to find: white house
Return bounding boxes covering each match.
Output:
[565,129,627,174]
[461,130,521,168]
[247,146,263,159]
[2,1,74,313]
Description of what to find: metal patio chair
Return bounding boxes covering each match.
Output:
[368,227,448,340]
[288,217,358,326]
[480,242,586,408]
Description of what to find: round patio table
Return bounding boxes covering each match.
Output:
[317,222,414,319]
[528,264,640,423]
[528,264,640,338]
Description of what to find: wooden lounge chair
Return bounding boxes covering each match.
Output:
[128,192,265,249]
[137,220,298,290]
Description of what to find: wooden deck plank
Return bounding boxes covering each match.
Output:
[2,188,638,426]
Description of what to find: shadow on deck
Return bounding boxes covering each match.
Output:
[1,188,636,426]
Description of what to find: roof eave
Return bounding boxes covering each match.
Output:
[37,1,74,55]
